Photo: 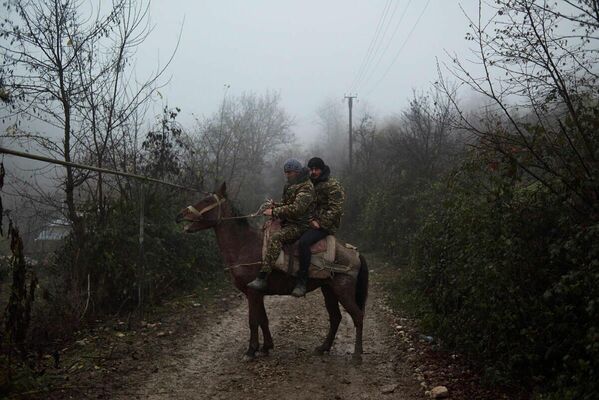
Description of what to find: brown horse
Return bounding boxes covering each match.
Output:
[175,182,368,360]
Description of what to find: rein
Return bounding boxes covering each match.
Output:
[186,194,267,223]
[224,261,262,271]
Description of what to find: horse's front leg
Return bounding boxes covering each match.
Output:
[258,297,273,354]
[245,291,261,360]
[316,285,342,354]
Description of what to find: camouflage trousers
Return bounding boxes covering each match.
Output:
[261,224,306,273]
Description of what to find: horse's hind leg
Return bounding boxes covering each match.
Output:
[337,289,364,357]
[258,299,273,354]
[316,285,342,354]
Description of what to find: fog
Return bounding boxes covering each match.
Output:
[134,0,481,142]
[0,0,487,232]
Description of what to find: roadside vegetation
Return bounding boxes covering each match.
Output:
[0,0,597,399]
[333,2,599,399]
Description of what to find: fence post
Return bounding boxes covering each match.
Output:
[138,182,146,318]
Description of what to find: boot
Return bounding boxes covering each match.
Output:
[248,271,268,291]
[291,273,307,298]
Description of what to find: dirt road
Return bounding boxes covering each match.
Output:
[111,280,423,400]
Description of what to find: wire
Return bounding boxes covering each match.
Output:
[364,0,431,97]
[358,0,403,89]
[357,0,413,92]
[349,0,393,92]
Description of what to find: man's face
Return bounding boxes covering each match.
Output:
[309,167,322,179]
[285,170,299,181]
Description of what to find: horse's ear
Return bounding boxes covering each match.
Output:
[217,182,227,197]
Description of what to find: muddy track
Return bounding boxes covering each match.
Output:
[112,283,422,400]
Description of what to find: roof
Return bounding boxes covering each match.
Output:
[35,218,71,241]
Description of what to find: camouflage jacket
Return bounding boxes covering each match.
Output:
[312,166,345,234]
[272,168,315,228]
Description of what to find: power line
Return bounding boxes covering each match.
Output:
[358,0,403,88]
[349,0,393,92]
[357,0,413,92]
[364,0,431,97]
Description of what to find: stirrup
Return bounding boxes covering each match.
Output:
[291,282,307,298]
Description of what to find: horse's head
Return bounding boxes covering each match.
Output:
[176,182,229,233]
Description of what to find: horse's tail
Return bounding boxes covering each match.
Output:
[356,254,369,311]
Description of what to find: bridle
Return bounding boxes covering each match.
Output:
[185,193,266,224]
[184,193,267,270]
[186,193,226,222]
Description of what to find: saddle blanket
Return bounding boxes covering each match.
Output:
[262,219,361,280]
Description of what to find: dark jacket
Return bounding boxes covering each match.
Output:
[311,166,345,234]
[273,168,315,228]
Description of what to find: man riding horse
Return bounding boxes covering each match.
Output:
[292,157,345,297]
[176,165,367,358]
[248,157,345,298]
[247,158,315,291]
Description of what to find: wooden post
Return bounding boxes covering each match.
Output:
[138,183,146,318]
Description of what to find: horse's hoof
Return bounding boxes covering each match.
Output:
[314,345,330,355]
[351,353,363,364]
[243,350,256,362]
[260,344,273,355]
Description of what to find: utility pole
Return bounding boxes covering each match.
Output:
[215,83,230,186]
[344,94,357,172]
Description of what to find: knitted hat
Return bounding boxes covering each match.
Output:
[307,157,326,170]
[283,158,303,173]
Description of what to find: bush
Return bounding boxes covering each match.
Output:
[52,189,221,315]
[405,158,599,399]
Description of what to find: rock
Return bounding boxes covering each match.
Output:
[381,383,399,394]
[430,386,449,398]
[419,334,434,343]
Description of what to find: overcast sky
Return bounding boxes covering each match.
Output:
[138,0,481,141]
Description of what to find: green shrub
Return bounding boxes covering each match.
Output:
[405,159,599,399]
[52,190,221,314]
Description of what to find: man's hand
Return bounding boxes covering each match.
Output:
[263,208,273,216]
[310,219,321,229]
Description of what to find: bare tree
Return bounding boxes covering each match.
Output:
[1,0,122,238]
[0,0,176,285]
[384,89,461,183]
[0,0,177,211]
[440,0,599,215]
[187,91,294,205]
[71,1,177,219]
